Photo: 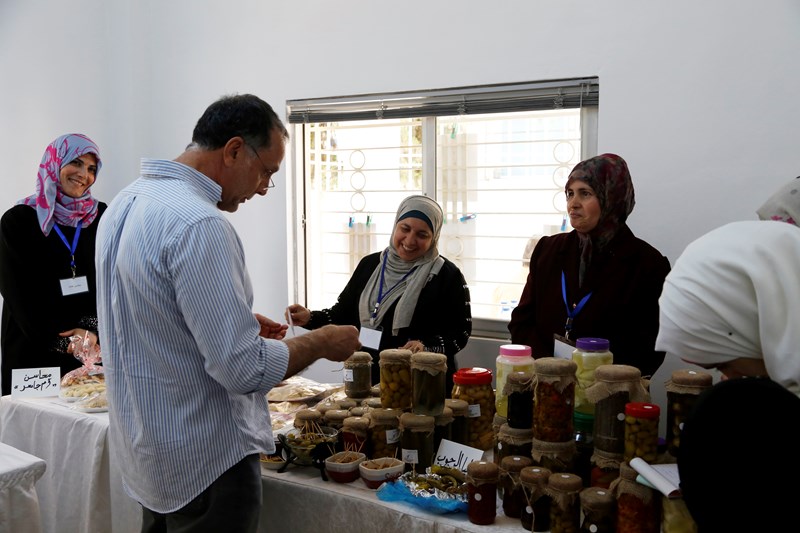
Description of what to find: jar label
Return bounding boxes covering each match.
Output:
[467,404,482,418]
[402,448,419,464]
[343,369,354,382]
[386,428,400,444]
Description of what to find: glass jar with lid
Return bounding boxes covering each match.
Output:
[623,402,660,463]
[520,466,552,532]
[500,455,533,519]
[506,370,534,429]
[572,337,613,415]
[341,416,371,456]
[466,461,499,525]
[410,351,447,416]
[451,367,495,450]
[379,349,412,410]
[343,351,373,399]
[293,408,324,433]
[579,486,616,533]
[445,398,469,446]
[433,406,453,455]
[531,438,576,475]
[399,412,435,473]
[368,408,401,459]
[533,357,577,443]
[324,409,351,452]
[546,473,583,533]
[611,461,660,533]
[495,424,533,466]
[573,410,594,487]
[495,344,535,418]
[664,369,713,458]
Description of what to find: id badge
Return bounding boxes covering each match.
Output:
[359,326,382,350]
[553,333,576,360]
[60,276,89,296]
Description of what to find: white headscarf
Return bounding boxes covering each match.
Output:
[756,176,800,226]
[655,220,800,395]
[358,195,445,335]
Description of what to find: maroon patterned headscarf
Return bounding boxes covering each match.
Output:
[565,153,635,286]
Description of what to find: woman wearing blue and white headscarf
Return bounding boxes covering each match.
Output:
[0,133,107,394]
[287,194,472,392]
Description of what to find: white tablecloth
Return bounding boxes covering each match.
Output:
[0,396,141,533]
[0,441,47,533]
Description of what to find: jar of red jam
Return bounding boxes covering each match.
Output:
[520,466,552,532]
[466,461,499,525]
[500,455,533,519]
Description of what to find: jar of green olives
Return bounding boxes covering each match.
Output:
[368,408,401,460]
[343,351,373,399]
[623,402,660,463]
[664,369,712,458]
[451,367,496,450]
[379,349,412,410]
[410,352,447,416]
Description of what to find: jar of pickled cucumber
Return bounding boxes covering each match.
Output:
[611,461,660,533]
[623,402,660,463]
[433,406,454,455]
[500,455,533,519]
[445,398,469,446]
[546,473,583,533]
[664,369,713,458]
[579,486,616,533]
[520,466,552,532]
[451,367,495,450]
[379,349,412,410]
[533,358,577,443]
[466,461,499,525]
[399,412,435,473]
[341,416,371,456]
[506,370,534,429]
[495,424,533,466]
[586,364,649,458]
[368,408,401,460]
[410,352,447,416]
[343,351,373,399]
[572,338,613,415]
[495,344,535,418]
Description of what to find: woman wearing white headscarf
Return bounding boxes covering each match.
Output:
[0,133,106,394]
[287,195,472,392]
[756,175,800,225]
[655,220,800,395]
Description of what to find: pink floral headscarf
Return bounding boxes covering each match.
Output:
[18,133,101,235]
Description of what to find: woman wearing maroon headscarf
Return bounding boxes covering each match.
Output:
[508,153,670,378]
[0,133,106,395]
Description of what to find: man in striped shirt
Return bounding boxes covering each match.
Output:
[96,94,360,532]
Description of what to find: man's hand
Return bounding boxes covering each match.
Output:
[255,313,288,340]
[282,324,361,378]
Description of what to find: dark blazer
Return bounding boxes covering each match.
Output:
[508,225,670,378]
[306,251,471,393]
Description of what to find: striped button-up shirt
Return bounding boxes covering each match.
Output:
[95,159,288,513]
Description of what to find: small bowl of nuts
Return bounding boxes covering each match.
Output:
[325,451,366,483]
[359,457,404,489]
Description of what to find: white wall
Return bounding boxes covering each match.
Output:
[2,0,796,434]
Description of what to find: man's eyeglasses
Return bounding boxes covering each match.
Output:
[247,144,275,189]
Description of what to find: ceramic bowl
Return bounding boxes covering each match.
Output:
[325,451,366,483]
[359,457,405,489]
[280,426,338,465]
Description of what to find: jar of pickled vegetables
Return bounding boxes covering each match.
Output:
[343,351,373,399]
[379,349,412,410]
[572,337,613,415]
[520,466,552,532]
[451,367,495,450]
[506,370,534,429]
[495,344,535,418]
[623,402,660,463]
[546,473,583,533]
[399,412,435,473]
[587,364,649,458]
[410,352,447,416]
[664,369,712,458]
[466,460,499,525]
[445,398,469,446]
[579,486,616,533]
[533,357,577,443]
[611,461,660,533]
[500,455,533,518]
[368,408,401,460]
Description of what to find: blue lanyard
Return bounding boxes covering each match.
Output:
[561,270,591,339]
[53,222,82,278]
[372,254,418,321]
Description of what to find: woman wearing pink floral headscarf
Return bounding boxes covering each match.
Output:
[0,133,107,394]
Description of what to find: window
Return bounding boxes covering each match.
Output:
[286,78,599,338]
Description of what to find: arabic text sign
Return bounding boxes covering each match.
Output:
[11,367,61,398]
[433,439,484,473]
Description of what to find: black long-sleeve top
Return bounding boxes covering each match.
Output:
[0,203,106,395]
[305,251,472,394]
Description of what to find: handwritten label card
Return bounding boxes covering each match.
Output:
[11,367,61,397]
[433,439,484,473]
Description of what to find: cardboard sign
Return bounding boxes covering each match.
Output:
[11,367,61,397]
[433,439,484,473]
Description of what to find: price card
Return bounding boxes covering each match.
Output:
[11,367,61,397]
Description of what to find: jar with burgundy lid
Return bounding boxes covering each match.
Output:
[451,367,495,450]
[520,466,552,532]
[499,455,533,519]
[611,461,660,533]
[664,369,713,458]
[343,351,373,399]
[532,357,577,443]
[466,460,499,525]
[546,472,583,533]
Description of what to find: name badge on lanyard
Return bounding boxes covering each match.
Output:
[555,271,591,358]
[54,223,89,296]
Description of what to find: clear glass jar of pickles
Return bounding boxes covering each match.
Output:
[572,337,613,415]
[379,349,412,410]
[444,398,469,446]
[520,466,552,532]
[368,408,401,460]
[587,364,649,458]
[579,486,616,533]
[533,358,577,443]
[399,412,435,473]
[664,369,712,458]
[343,351,373,399]
[624,402,660,463]
[410,352,447,416]
[546,473,583,533]
[506,370,534,429]
[451,367,495,450]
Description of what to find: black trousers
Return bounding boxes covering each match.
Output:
[141,454,262,533]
